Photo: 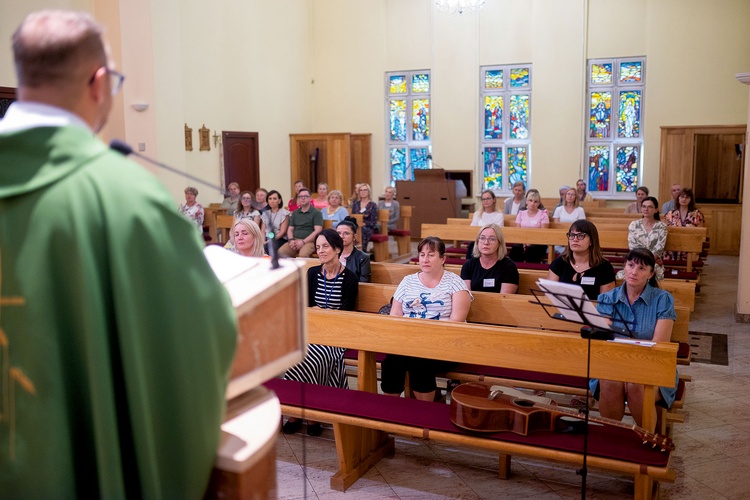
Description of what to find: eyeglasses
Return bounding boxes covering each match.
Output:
[641,205,656,210]
[337,231,354,237]
[481,197,494,201]
[478,236,497,243]
[566,232,588,241]
[89,66,125,96]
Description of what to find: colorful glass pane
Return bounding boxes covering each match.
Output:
[616,146,639,192]
[588,145,610,192]
[591,63,613,84]
[389,99,407,142]
[484,95,503,140]
[483,147,503,190]
[412,73,430,93]
[509,95,530,139]
[390,147,409,183]
[618,90,641,138]
[485,69,503,89]
[412,99,430,141]
[507,147,528,189]
[389,75,407,94]
[589,91,612,138]
[619,61,642,83]
[410,147,431,171]
[510,68,529,88]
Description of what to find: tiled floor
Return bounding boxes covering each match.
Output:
[275,255,750,499]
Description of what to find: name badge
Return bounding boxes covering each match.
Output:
[483,278,496,288]
[581,276,596,285]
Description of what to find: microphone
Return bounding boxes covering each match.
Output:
[110,139,281,269]
[110,139,227,196]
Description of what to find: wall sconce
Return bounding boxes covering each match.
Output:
[131,103,149,112]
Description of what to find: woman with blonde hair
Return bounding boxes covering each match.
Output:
[351,182,379,251]
[230,219,266,257]
[321,189,349,228]
[461,223,519,293]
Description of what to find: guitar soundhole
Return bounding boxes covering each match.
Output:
[513,399,535,408]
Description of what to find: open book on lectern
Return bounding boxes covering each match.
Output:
[533,278,634,339]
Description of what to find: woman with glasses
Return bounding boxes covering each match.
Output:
[351,183,379,251]
[624,196,666,281]
[234,190,261,226]
[471,190,505,227]
[592,247,677,431]
[461,223,519,294]
[336,216,371,282]
[547,220,615,300]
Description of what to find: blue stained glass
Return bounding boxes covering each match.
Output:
[588,146,610,192]
[485,70,503,89]
[483,147,503,190]
[507,147,527,189]
[618,90,641,138]
[509,95,529,139]
[619,61,642,83]
[390,147,409,183]
[410,147,431,171]
[616,146,639,192]
[510,68,530,88]
[389,100,407,142]
[484,96,503,140]
[412,73,430,93]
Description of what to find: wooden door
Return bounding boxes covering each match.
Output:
[223,131,260,192]
[0,86,17,118]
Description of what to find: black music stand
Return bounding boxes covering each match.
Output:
[529,278,635,499]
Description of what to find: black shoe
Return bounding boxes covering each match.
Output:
[306,423,323,437]
[282,419,303,434]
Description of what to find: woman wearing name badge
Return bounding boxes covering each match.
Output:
[591,247,678,432]
[283,229,359,436]
[547,220,615,301]
[623,196,666,281]
[381,237,473,402]
[336,216,371,282]
[461,223,519,294]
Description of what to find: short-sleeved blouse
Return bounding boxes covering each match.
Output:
[515,209,549,228]
[460,257,519,293]
[393,271,472,321]
[471,210,505,227]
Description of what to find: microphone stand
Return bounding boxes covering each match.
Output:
[528,286,634,499]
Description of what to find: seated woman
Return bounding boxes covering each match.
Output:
[260,190,289,254]
[625,196,666,281]
[377,186,400,232]
[178,186,204,233]
[229,219,266,257]
[461,223,519,293]
[592,247,678,432]
[552,187,586,254]
[381,237,472,402]
[234,190,261,225]
[336,216,371,282]
[509,188,549,263]
[283,229,359,436]
[472,190,505,227]
[547,220,615,300]
[313,182,329,209]
[664,187,704,261]
[351,183,379,251]
[321,189,349,228]
[624,186,649,214]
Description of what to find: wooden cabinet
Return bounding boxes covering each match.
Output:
[659,125,746,255]
[289,133,371,197]
[396,169,461,237]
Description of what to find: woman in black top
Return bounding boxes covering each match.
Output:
[460,223,519,293]
[547,220,616,300]
[283,229,358,436]
[336,216,371,282]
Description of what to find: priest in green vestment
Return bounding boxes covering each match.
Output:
[0,11,237,498]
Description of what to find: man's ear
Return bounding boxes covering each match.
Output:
[88,66,109,103]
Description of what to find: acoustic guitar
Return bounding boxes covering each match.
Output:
[450,382,674,452]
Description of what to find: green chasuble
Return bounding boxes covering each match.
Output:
[0,126,238,498]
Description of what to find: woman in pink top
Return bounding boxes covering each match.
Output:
[509,189,549,263]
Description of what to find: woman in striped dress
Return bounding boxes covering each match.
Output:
[283,229,358,436]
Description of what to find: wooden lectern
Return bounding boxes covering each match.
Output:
[396,169,462,236]
[202,248,307,499]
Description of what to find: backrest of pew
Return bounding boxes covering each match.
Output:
[400,205,412,231]
[216,214,234,243]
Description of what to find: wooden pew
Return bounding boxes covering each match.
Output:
[274,309,677,497]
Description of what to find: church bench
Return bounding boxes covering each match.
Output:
[274,309,677,497]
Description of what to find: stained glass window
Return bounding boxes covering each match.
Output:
[586,57,645,197]
[591,63,613,85]
[483,147,503,190]
[389,75,407,94]
[484,69,503,89]
[619,61,642,83]
[509,95,529,140]
[484,96,503,139]
[589,92,612,138]
[389,100,407,142]
[481,64,532,194]
[412,99,430,141]
[618,90,641,138]
[616,146,639,192]
[386,70,431,185]
[510,68,530,88]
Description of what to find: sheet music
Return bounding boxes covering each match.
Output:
[536,278,612,330]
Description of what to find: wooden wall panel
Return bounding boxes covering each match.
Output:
[698,204,742,256]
